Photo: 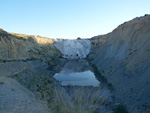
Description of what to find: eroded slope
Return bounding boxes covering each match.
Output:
[89,15,150,113]
[0,31,61,61]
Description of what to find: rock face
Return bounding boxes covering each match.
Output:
[54,39,91,59]
[89,15,150,113]
[0,31,61,61]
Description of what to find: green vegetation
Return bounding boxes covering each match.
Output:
[47,61,56,70]
[0,57,39,63]
[0,82,4,84]
[114,104,129,113]
[28,49,43,55]
[107,83,114,92]
[77,37,81,40]
[92,64,107,82]
[8,74,19,78]
[129,52,132,55]
[91,64,114,91]
[86,57,94,62]
[0,59,20,63]
[129,49,138,56]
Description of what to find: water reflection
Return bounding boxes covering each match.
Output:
[54,59,100,87]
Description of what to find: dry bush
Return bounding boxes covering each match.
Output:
[49,87,111,113]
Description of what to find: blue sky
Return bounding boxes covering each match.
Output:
[0,0,150,39]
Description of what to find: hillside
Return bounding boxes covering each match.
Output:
[89,15,150,113]
[0,30,62,113]
[0,30,61,61]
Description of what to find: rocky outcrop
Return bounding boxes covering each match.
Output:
[89,15,150,113]
[0,31,61,61]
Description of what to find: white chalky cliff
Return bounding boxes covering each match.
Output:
[54,39,91,59]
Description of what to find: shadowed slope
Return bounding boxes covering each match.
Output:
[89,15,150,113]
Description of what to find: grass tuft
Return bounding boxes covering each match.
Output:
[49,87,111,113]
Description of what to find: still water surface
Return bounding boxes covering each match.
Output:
[54,59,100,87]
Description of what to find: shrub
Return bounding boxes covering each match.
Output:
[114,104,129,113]
[77,37,81,40]
[107,83,114,92]
[0,82,4,84]
[92,64,107,82]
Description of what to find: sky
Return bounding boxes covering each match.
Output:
[0,0,150,39]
